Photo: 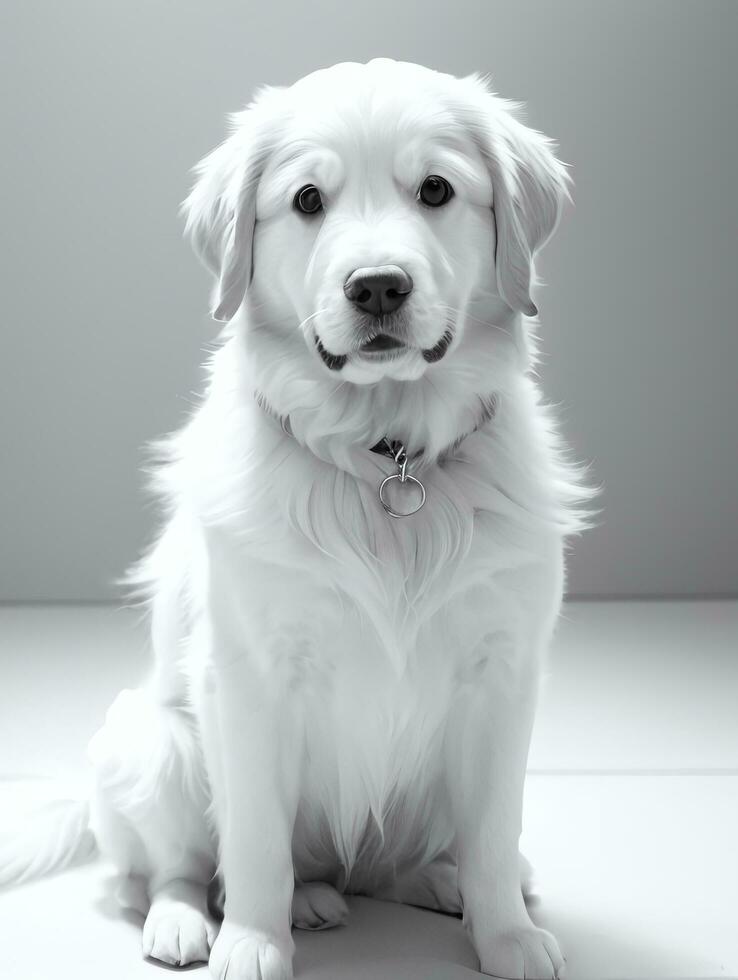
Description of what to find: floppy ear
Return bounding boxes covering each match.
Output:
[181,86,285,322]
[458,75,572,317]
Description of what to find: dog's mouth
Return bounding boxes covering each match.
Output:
[314,324,453,371]
[359,333,406,353]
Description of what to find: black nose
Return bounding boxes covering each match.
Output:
[343,266,413,316]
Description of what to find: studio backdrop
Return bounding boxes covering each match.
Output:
[1,0,736,600]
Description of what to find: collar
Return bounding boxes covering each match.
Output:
[252,388,497,518]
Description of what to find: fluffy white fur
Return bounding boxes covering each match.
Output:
[8,59,596,979]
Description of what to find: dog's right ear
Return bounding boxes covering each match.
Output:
[181,86,286,323]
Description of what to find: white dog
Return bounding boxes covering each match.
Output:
[6,59,595,979]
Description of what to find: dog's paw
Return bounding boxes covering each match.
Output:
[477,924,564,979]
[292,881,349,930]
[142,899,217,965]
[209,920,293,980]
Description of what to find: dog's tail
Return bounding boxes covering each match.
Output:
[0,780,97,887]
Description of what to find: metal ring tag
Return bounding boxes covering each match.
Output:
[378,473,426,518]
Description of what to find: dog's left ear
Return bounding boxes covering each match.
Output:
[458,76,573,318]
[181,85,286,322]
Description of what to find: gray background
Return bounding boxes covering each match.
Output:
[1,0,736,601]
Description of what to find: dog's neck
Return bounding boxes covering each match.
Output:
[252,386,498,467]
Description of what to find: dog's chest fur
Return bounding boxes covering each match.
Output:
[192,433,547,891]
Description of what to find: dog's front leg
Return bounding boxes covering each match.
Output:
[445,645,564,980]
[203,536,300,980]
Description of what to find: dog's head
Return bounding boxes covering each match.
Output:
[183,59,570,386]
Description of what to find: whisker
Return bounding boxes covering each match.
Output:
[435,304,509,333]
[298,308,329,335]
[246,307,329,334]
[424,373,457,421]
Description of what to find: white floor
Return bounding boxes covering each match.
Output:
[0,600,736,979]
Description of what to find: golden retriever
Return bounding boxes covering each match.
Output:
[5,58,594,980]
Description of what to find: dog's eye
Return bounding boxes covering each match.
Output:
[418,175,454,208]
[293,184,324,215]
